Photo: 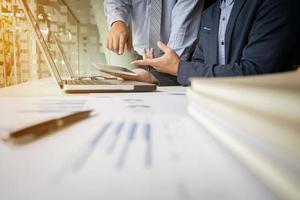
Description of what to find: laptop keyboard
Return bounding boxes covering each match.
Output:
[65,80,114,85]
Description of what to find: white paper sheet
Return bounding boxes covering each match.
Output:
[0,96,91,135]
[0,92,276,200]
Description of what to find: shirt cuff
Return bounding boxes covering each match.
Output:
[177,61,190,86]
[172,46,194,61]
[107,15,130,27]
[149,68,180,86]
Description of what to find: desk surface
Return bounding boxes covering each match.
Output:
[0,79,276,200]
[0,78,186,97]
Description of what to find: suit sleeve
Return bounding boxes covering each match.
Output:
[104,0,132,27]
[177,0,297,86]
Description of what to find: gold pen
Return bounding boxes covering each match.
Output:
[1,110,93,143]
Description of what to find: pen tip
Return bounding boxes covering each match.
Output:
[1,134,10,142]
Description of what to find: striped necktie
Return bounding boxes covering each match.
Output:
[149,0,162,56]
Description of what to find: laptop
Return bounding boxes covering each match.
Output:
[19,0,157,93]
[53,34,120,81]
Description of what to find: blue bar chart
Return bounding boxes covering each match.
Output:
[70,120,153,173]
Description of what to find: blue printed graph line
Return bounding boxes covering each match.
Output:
[167,92,186,96]
[18,110,83,113]
[32,102,86,105]
[116,122,138,168]
[106,122,125,154]
[123,99,143,103]
[144,123,152,167]
[52,122,112,184]
[128,105,151,109]
[72,122,112,171]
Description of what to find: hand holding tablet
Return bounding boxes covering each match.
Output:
[94,63,158,84]
[94,64,138,78]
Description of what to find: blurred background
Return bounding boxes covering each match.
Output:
[0,0,134,88]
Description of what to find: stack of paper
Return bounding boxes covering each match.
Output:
[187,72,300,200]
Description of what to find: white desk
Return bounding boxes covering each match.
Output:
[0,79,276,200]
[0,78,186,97]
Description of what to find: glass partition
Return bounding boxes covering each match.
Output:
[0,0,114,88]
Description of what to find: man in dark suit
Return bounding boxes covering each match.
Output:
[120,0,300,86]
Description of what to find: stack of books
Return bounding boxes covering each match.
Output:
[187,71,300,200]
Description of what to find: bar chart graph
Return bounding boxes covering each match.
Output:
[69,120,153,174]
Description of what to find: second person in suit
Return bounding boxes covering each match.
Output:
[118,0,299,86]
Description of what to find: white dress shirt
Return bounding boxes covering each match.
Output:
[218,0,235,65]
[104,0,204,59]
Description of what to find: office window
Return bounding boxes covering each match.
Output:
[0,0,109,88]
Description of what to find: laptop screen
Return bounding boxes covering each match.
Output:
[20,0,65,87]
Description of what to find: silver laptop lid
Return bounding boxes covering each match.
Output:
[53,35,76,78]
[19,0,64,88]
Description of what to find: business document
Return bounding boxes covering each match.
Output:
[0,92,276,200]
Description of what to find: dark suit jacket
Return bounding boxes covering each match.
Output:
[152,0,300,86]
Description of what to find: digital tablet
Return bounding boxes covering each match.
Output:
[94,64,138,77]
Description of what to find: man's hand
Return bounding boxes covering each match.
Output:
[106,21,133,55]
[131,41,180,76]
[105,68,158,84]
